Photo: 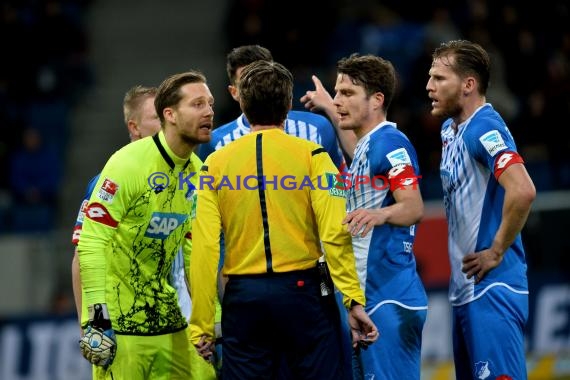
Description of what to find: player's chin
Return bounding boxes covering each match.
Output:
[338,119,354,131]
[430,106,444,117]
[197,126,212,140]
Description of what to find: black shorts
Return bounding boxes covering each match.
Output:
[221,268,351,380]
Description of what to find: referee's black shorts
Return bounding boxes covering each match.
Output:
[221,268,351,380]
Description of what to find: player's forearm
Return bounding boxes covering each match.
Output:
[321,237,365,308]
[77,222,111,305]
[492,189,534,255]
[188,248,219,344]
[384,194,423,226]
[189,198,221,343]
[336,129,357,159]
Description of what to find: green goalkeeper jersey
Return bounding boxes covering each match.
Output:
[78,131,201,335]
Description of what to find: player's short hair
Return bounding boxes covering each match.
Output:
[123,85,157,125]
[432,39,490,95]
[226,45,273,85]
[154,71,208,125]
[238,60,292,126]
[337,53,397,113]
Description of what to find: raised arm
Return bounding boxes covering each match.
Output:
[300,75,357,157]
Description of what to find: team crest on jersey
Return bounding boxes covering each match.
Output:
[479,130,507,156]
[145,212,188,239]
[474,361,491,379]
[97,178,119,203]
[185,187,195,201]
[386,148,411,167]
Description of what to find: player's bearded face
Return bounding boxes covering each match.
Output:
[175,83,214,144]
[437,85,463,120]
[179,115,213,144]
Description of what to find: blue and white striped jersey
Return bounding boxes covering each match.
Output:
[347,121,427,315]
[440,103,528,306]
[197,110,346,170]
[170,249,191,320]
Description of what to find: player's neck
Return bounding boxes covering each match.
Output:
[452,97,486,133]
[353,115,386,141]
[251,124,284,132]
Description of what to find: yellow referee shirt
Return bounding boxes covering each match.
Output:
[190,128,364,342]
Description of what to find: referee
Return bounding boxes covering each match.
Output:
[189,60,378,379]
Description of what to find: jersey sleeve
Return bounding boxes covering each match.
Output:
[310,147,365,308]
[77,152,138,306]
[189,160,222,343]
[464,119,522,179]
[315,116,346,171]
[71,174,100,246]
[378,136,421,191]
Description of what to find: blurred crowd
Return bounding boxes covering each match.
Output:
[0,0,93,232]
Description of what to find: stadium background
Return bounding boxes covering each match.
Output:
[0,0,568,379]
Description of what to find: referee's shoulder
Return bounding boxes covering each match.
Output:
[282,133,325,157]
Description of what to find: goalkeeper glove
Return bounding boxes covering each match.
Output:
[79,303,116,367]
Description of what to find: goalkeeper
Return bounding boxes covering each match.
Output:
[77,70,214,379]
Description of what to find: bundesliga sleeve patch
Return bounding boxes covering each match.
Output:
[76,199,88,224]
[479,130,508,156]
[97,178,119,203]
[386,147,411,166]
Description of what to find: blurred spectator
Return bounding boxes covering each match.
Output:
[9,127,61,232]
[224,0,339,114]
[0,0,92,233]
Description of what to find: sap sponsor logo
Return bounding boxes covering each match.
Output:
[97,178,119,203]
[479,130,507,156]
[386,148,411,167]
[145,213,188,239]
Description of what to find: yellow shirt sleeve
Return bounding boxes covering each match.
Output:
[310,149,365,308]
[189,163,222,344]
[78,152,136,306]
